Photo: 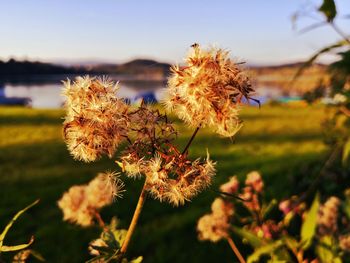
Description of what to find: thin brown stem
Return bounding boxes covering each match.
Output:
[182,125,201,155]
[226,237,246,263]
[94,211,105,228]
[120,180,147,254]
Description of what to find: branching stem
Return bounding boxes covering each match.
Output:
[120,124,202,254]
[182,125,201,155]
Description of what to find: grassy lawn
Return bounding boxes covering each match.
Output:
[0,105,328,262]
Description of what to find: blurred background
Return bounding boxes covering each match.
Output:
[0,0,350,262]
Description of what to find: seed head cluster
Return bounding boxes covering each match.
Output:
[117,104,177,179]
[220,175,239,194]
[114,104,216,206]
[197,171,268,243]
[119,149,216,206]
[166,43,254,137]
[317,196,340,236]
[58,172,124,226]
[63,76,130,162]
[239,171,263,211]
[144,152,216,206]
[197,198,234,242]
[60,44,253,227]
[339,235,350,251]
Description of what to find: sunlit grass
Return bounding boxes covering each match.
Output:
[0,105,328,263]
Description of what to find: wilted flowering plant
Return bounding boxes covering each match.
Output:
[62,76,130,162]
[197,172,350,263]
[58,44,254,262]
[166,43,255,137]
[58,172,124,227]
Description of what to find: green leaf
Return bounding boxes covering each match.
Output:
[121,256,143,263]
[301,194,320,249]
[247,241,283,263]
[342,138,350,165]
[316,236,342,263]
[109,217,120,231]
[129,256,143,263]
[319,0,337,22]
[283,236,299,251]
[0,200,39,252]
[101,230,118,249]
[112,229,128,248]
[1,237,33,252]
[232,226,263,248]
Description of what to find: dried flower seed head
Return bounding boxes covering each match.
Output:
[318,196,340,235]
[58,172,124,227]
[279,199,292,215]
[123,104,177,160]
[86,172,125,208]
[57,185,93,227]
[144,151,216,206]
[211,197,234,218]
[166,44,254,137]
[197,214,229,242]
[339,235,350,251]
[240,186,261,211]
[62,76,130,162]
[197,197,233,242]
[245,171,264,193]
[278,196,305,216]
[120,147,216,206]
[220,175,239,194]
[117,154,144,179]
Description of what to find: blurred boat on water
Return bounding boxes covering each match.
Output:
[0,86,31,106]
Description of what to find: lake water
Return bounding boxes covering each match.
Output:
[0,75,285,108]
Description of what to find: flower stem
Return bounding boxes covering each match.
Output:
[227,237,246,263]
[182,125,201,155]
[120,180,147,254]
[94,211,105,228]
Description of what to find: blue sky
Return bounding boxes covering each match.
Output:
[0,0,349,65]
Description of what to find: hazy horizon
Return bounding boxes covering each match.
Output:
[1,54,334,67]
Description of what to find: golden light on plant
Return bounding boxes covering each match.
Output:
[165,43,255,137]
[62,76,130,162]
[57,44,254,262]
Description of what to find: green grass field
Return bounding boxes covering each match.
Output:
[0,105,328,263]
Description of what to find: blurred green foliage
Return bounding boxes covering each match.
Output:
[0,105,327,262]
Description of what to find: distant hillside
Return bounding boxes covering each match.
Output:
[91,59,171,80]
[249,63,328,94]
[0,58,329,94]
[0,59,86,75]
[0,58,171,81]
